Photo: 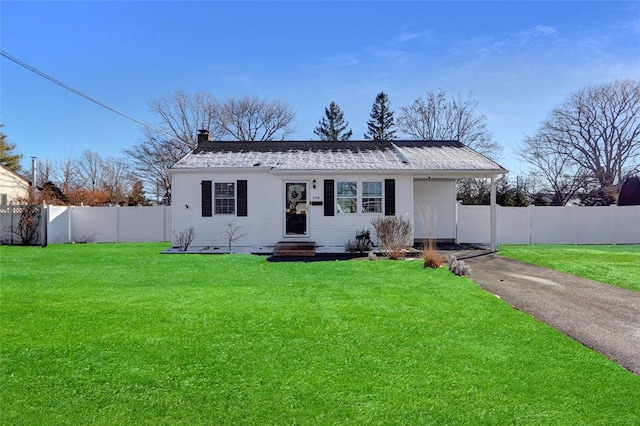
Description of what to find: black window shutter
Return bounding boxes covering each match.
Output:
[384,179,395,216]
[237,180,248,217]
[201,180,212,217]
[324,179,334,216]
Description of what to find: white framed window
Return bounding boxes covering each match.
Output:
[362,181,383,213]
[214,182,235,214]
[336,181,357,214]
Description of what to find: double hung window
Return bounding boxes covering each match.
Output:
[362,181,383,213]
[336,181,383,214]
[215,182,235,214]
[336,181,357,214]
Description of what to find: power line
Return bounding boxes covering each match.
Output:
[0,49,180,143]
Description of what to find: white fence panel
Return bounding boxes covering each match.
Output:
[456,204,640,245]
[0,204,46,245]
[498,207,531,244]
[70,207,118,243]
[530,206,578,244]
[117,207,169,242]
[614,206,640,244]
[576,206,615,244]
[48,205,70,244]
[456,205,491,244]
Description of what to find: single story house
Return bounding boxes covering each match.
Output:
[169,131,507,252]
[0,163,30,205]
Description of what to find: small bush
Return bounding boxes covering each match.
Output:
[174,226,196,252]
[345,229,373,253]
[370,216,412,260]
[421,239,446,269]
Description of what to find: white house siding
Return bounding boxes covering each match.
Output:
[0,165,29,204]
[172,170,283,249]
[309,174,414,248]
[412,179,456,241]
[171,171,416,249]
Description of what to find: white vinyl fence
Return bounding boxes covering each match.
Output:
[1,205,172,245]
[47,206,172,244]
[457,205,640,245]
[1,204,638,246]
[0,204,47,245]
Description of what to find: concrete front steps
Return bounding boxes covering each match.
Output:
[272,241,316,257]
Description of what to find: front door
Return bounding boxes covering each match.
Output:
[285,182,308,236]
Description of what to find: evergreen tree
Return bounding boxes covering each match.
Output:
[0,124,23,172]
[313,101,353,141]
[364,92,396,140]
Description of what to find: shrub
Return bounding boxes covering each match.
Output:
[370,215,412,260]
[421,239,446,269]
[11,201,41,245]
[174,226,196,251]
[223,221,246,253]
[345,229,373,253]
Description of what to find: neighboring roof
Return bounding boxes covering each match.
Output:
[171,140,507,175]
[0,163,30,184]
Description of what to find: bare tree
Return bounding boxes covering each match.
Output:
[216,96,296,141]
[57,154,81,195]
[78,150,103,192]
[398,90,502,204]
[397,90,501,159]
[36,158,57,189]
[101,157,132,205]
[125,91,296,204]
[518,134,590,205]
[124,90,222,204]
[149,90,224,147]
[525,79,640,191]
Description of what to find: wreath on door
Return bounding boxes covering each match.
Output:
[287,184,304,205]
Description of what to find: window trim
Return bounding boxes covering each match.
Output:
[335,180,385,215]
[214,182,236,215]
[336,181,358,214]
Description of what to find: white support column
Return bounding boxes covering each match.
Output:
[490,176,497,252]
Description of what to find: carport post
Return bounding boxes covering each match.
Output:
[490,176,497,252]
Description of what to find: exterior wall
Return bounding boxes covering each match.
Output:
[172,171,283,249]
[0,165,29,204]
[412,179,456,240]
[308,174,414,248]
[171,170,420,249]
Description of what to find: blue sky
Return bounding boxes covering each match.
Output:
[2,1,639,174]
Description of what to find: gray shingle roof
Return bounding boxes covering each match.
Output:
[171,140,507,173]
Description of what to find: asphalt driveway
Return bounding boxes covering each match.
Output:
[459,252,640,375]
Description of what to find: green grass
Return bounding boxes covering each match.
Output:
[1,243,639,425]
[499,244,640,292]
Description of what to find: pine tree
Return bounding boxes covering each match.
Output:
[0,124,23,172]
[313,101,353,141]
[364,92,396,140]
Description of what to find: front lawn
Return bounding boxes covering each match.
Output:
[499,244,640,292]
[1,243,638,424]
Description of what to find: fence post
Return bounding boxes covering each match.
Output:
[41,204,48,247]
[10,204,14,245]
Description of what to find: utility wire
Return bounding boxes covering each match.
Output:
[0,49,181,143]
